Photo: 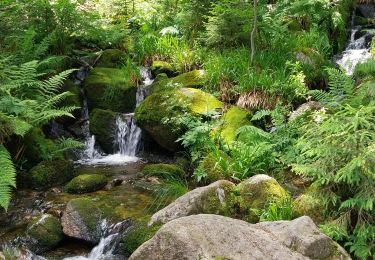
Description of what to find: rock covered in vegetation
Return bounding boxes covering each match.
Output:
[218,106,252,143]
[237,174,290,222]
[151,60,175,77]
[151,70,206,93]
[30,160,74,190]
[141,164,185,180]
[197,153,229,182]
[130,215,350,260]
[89,108,116,154]
[84,67,137,112]
[293,189,326,224]
[61,198,103,243]
[148,180,235,226]
[64,174,107,194]
[26,214,63,253]
[135,87,223,151]
[96,49,125,68]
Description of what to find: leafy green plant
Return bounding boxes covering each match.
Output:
[259,198,294,222]
[0,145,16,210]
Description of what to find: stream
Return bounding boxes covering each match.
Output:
[0,67,160,259]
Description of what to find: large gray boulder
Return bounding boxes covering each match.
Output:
[130,215,350,260]
[148,180,235,226]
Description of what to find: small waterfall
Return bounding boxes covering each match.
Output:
[78,67,153,165]
[335,11,373,75]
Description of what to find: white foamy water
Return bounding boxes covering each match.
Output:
[335,13,373,75]
[78,67,153,165]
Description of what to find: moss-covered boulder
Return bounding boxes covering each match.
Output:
[96,49,125,68]
[218,107,252,144]
[197,153,229,183]
[89,109,117,154]
[141,164,185,180]
[26,214,63,253]
[237,174,290,222]
[84,67,137,112]
[293,189,325,224]
[151,60,175,77]
[135,88,223,151]
[61,198,104,243]
[149,180,236,226]
[64,174,108,194]
[30,160,74,190]
[151,70,206,93]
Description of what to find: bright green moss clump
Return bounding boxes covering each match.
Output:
[151,60,175,77]
[135,87,223,151]
[64,174,108,194]
[89,108,116,154]
[26,214,63,253]
[142,164,185,180]
[84,67,137,112]
[219,107,252,143]
[30,160,74,190]
[151,70,207,93]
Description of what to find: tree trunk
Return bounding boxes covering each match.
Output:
[250,0,258,66]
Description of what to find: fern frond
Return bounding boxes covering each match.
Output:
[0,145,16,210]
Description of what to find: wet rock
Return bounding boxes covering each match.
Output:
[135,87,223,151]
[61,198,103,243]
[26,214,63,253]
[64,174,108,194]
[148,180,235,226]
[237,174,291,222]
[357,4,375,18]
[84,67,137,113]
[30,160,74,190]
[89,109,117,154]
[130,215,350,260]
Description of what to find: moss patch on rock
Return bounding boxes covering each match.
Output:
[84,67,137,112]
[30,160,74,190]
[89,109,116,154]
[26,214,63,253]
[151,60,175,77]
[293,188,325,224]
[237,174,290,222]
[198,153,229,183]
[64,174,108,194]
[151,70,206,93]
[121,220,161,257]
[141,164,185,180]
[218,107,252,144]
[96,49,125,68]
[135,87,223,151]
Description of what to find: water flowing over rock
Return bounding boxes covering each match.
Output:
[335,10,374,75]
[130,215,351,260]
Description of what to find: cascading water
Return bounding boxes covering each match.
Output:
[335,11,373,75]
[78,67,153,165]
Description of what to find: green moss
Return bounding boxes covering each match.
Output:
[30,160,74,190]
[22,128,59,169]
[96,49,125,68]
[151,70,207,93]
[198,153,228,182]
[135,87,223,151]
[64,174,108,194]
[293,189,325,224]
[219,107,252,144]
[84,67,137,112]
[141,164,185,180]
[202,182,237,216]
[26,214,63,253]
[60,80,81,108]
[121,220,161,256]
[237,175,290,222]
[89,109,116,154]
[151,60,175,76]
